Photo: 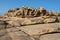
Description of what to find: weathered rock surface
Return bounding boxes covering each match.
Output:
[19,23,60,36]
[0,6,60,40]
[40,33,60,40]
[0,23,60,40]
[0,29,12,40]
[0,16,59,27]
[6,27,35,40]
[58,17,60,22]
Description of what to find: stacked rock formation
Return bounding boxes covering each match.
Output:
[3,6,60,25]
[0,6,60,40]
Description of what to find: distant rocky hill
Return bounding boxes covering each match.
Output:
[0,6,60,40]
[4,6,60,17]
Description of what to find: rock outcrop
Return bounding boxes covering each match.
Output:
[0,6,60,40]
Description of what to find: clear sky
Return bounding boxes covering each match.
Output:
[0,0,60,15]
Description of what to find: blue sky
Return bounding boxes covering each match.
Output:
[0,0,60,15]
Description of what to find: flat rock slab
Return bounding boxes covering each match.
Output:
[6,27,35,40]
[0,23,60,40]
[19,23,60,36]
[40,33,60,40]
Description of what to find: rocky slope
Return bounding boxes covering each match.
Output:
[0,6,60,40]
